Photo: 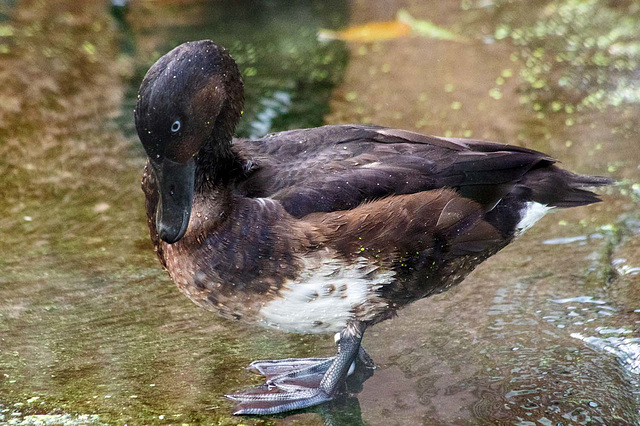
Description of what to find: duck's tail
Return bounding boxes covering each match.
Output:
[520,164,613,208]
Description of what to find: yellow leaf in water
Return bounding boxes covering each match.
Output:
[318,10,469,43]
[397,9,470,43]
[318,21,411,42]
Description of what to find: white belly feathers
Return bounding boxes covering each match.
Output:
[258,250,394,333]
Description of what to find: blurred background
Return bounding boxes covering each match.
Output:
[0,0,639,424]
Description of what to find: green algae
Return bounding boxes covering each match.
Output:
[481,0,640,113]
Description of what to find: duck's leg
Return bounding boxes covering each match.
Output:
[227,321,367,415]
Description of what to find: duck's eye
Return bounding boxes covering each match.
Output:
[171,120,181,133]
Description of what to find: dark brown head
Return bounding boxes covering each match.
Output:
[135,40,244,243]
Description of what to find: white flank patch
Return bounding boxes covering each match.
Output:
[255,197,276,208]
[516,201,552,235]
[259,253,394,334]
[360,161,382,168]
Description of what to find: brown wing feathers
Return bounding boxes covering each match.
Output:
[236,125,609,237]
[240,126,555,217]
[310,189,503,264]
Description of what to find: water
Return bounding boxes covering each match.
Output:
[1,0,639,424]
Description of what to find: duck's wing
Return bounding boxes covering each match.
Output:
[234,125,592,218]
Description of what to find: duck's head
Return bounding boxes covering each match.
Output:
[135,40,243,244]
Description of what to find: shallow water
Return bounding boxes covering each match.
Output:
[1,0,639,424]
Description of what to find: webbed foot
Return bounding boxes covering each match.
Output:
[228,322,369,415]
[248,357,335,388]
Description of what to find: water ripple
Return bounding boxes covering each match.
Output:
[571,333,640,375]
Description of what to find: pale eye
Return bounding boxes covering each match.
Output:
[171,120,181,133]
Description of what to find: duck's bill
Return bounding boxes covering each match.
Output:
[151,157,195,244]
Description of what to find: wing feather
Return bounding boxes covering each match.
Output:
[234,125,552,217]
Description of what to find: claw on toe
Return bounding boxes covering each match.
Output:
[358,346,376,369]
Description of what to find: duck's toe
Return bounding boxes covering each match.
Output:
[247,357,334,382]
[231,321,369,415]
[358,346,376,369]
[228,385,332,415]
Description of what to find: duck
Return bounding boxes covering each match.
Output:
[134,40,611,415]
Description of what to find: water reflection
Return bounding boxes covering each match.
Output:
[572,333,640,375]
[549,295,640,376]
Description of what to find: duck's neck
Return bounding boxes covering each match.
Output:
[194,101,243,192]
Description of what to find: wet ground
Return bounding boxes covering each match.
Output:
[0,0,639,424]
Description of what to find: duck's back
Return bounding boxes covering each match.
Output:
[234,124,608,238]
